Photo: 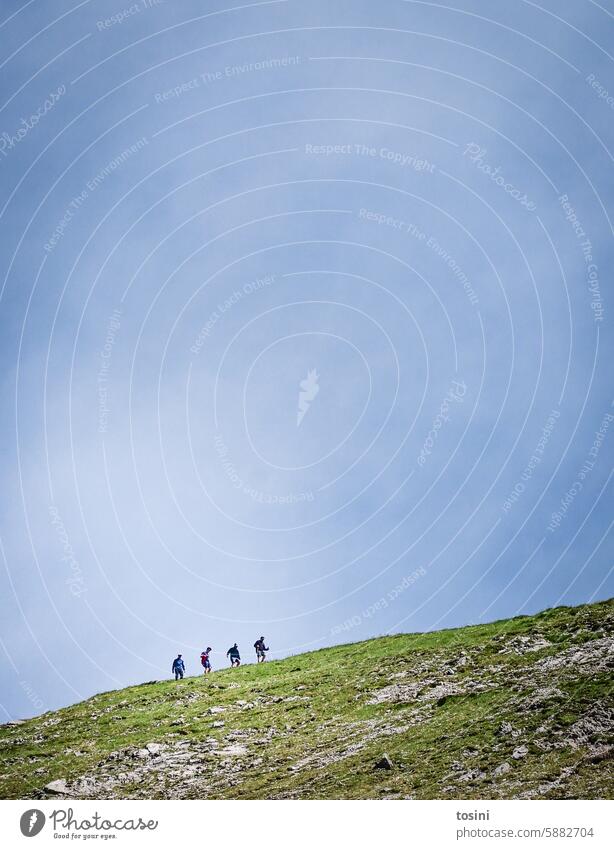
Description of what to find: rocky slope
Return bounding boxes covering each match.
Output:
[1,599,613,799]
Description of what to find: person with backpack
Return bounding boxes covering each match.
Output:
[200,648,212,674]
[172,654,185,680]
[226,643,241,667]
[254,636,269,662]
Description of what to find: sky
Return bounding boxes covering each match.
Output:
[0,0,613,720]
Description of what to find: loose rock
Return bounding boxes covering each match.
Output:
[374,753,393,770]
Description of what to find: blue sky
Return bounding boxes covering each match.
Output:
[1,0,613,719]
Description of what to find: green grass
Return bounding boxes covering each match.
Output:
[1,598,612,799]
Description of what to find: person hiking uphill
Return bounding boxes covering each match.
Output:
[172,654,185,680]
[254,637,269,662]
[226,643,241,667]
[200,648,212,675]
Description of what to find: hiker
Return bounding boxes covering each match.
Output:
[254,636,269,662]
[172,654,185,680]
[200,648,212,675]
[226,643,241,667]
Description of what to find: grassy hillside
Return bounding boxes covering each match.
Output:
[1,599,613,800]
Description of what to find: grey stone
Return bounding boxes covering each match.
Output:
[494,762,511,776]
[374,753,393,770]
[44,779,74,796]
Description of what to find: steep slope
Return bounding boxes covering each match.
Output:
[1,599,613,800]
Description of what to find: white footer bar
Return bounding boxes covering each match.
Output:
[0,799,612,848]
